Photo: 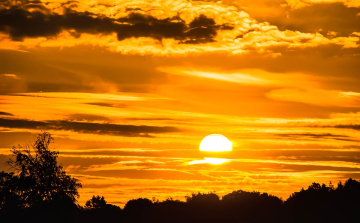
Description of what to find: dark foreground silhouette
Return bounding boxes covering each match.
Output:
[1,132,360,223]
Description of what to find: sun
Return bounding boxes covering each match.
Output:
[199,134,232,152]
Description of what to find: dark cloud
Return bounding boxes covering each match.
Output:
[0,3,233,43]
[0,7,60,40]
[116,13,187,41]
[334,125,360,130]
[59,1,79,9]
[183,14,233,44]
[264,3,360,37]
[0,111,13,116]
[0,117,47,129]
[0,7,115,40]
[125,7,142,12]
[0,117,180,137]
[85,102,126,108]
[275,133,348,138]
[275,155,360,164]
[125,117,177,121]
[273,133,357,142]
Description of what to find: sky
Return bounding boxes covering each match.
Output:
[1,0,360,207]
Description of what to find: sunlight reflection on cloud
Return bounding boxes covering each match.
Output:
[188,158,231,165]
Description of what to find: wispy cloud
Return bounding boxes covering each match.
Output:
[267,89,360,107]
[0,111,13,116]
[2,73,20,79]
[0,117,180,137]
[158,67,269,84]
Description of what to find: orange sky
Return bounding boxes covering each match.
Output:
[1,0,360,207]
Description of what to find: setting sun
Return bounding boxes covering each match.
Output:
[199,134,233,152]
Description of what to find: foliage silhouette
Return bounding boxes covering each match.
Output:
[80,196,122,223]
[123,198,155,223]
[221,190,282,223]
[153,198,188,223]
[0,132,81,223]
[185,192,222,222]
[85,195,107,209]
[284,179,360,223]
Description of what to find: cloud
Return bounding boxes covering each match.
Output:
[158,67,270,84]
[0,4,231,43]
[2,73,20,79]
[1,1,358,55]
[85,102,126,108]
[285,0,360,9]
[267,3,360,37]
[0,111,13,116]
[334,125,360,130]
[188,158,231,165]
[0,117,180,137]
[16,92,149,101]
[67,113,111,122]
[266,88,360,107]
[273,133,357,142]
[233,158,360,170]
[65,164,81,172]
[158,67,360,108]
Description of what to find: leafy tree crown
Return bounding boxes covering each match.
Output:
[1,132,82,209]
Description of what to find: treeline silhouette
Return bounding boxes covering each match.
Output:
[1,133,360,223]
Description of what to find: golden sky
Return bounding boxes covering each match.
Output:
[1,0,360,207]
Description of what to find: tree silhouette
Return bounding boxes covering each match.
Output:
[81,196,122,223]
[284,180,360,223]
[123,198,155,223]
[222,190,282,223]
[154,198,187,223]
[185,192,221,223]
[0,171,23,221]
[85,195,107,209]
[0,132,82,222]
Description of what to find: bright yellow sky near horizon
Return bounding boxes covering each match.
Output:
[1,0,360,207]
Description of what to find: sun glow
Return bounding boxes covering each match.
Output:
[199,134,232,152]
[188,158,230,165]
